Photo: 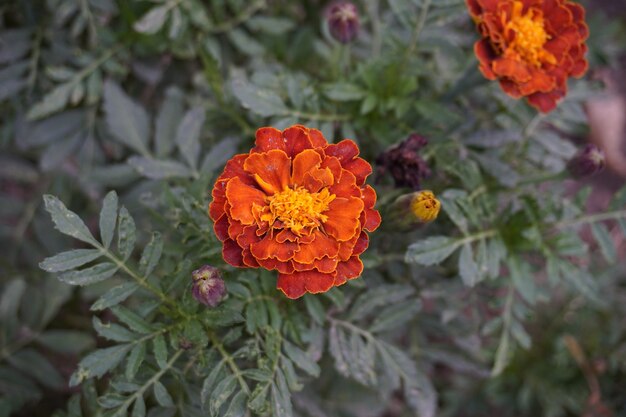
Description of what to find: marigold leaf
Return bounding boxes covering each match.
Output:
[91,282,141,311]
[40,249,103,273]
[153,381,174,407]
[283,340,320,377]
[139,232,163,276]
[175,107,205,170]
[70,344,132,386]
[99,191,118,249]
[43,194,98,245]
[591,223,616,264]
[125,342,146,380]
[58,262,118,286]
[117,207,136,260]
[406,236,461,266]
[103,80,151,156]
[134,5,169,34]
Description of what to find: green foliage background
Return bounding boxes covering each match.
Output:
[1,1,625,416]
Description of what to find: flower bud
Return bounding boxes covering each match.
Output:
[191,265,226,307]
[327,2,359,44]
[567,144,605,179]
[386,190,440,229]
[376,133,431,190]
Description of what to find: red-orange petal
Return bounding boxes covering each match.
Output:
[344,157,373,185]
[254,127,284,152]
[293,231,340,264]
[334,256,364,286]
[244,149,291,195]
[324,197,364,241]
[282,125,315,157]
[214,214,230,242]
[223,239,244,267]
[225,177,267,225]
[325,139,359,164]
[277,270,336,299]
[291,149,322,186]
[250,235,299,262]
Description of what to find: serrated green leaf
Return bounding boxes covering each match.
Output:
[125,343,146,380]
[459,243,480,287]
[283,340,320,377]
[134,5,169,34]
[231,77,287,117]
[209,374,237,416]
[43,194,98,245]
[91,282,141,311]
[247,383,269,413]
[117,207,136,260]
[100,191,118,248]
[27,82,72,120]
[139,232,163,276]
[111,306,155,334]
[303,295,325,325]
[37,330,94,354]
[8,348,65,389]
[103,80,150,156]
[0,279,25,320]
[70,344,132,386]
[369,299,421,333]
[406,236,461,266]
[93,317,138,342]
[508,258,536,305]
[201,361,225,408]
[153,381,174,407]
[175,107,204,170]
[40,249,103,273]
[224,391,247,417]
[155,87,184,157]
[591,223,616,263]
[131,396,145,417]
[128,156,193,179]
[58,262,118,286]
[323,82,366,101]
[153,335,168,369]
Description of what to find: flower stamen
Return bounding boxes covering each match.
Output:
[503,2,556,67]
[263,186,336,235]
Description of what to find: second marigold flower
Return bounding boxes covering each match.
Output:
[209,125,381,299]
[467,0,589,113]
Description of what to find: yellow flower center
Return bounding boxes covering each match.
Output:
[264,186,336,235]
[411,190,440,223]
[504,2,556,67]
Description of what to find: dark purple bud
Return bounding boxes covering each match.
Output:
[191,265,226,308]
[327,2,359,44]
[376,133,431,190]
[567,144,606,179]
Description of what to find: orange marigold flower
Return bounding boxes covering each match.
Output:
[209,125,381,299]
[467,0,589,113]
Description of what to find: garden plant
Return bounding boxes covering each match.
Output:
[1,0,626,416]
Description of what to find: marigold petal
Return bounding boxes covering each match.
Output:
[324,197,364,241]
[225,177,267,225]
[344,158,373,185]
[527,91,560,112]
[293,231,340,263]
[291,149,322,186]
[250,235,299,262]
[325,139,359,164]
[223,239,244,267]
[214,214,230,242]
[308,128,328,147]
[283,125,315,157]
[475,40,498,80]
[277,273,307,299]
[492,58,532,83]
[244,149,291,195]
[334,256,364,286]
[254,127,284,152]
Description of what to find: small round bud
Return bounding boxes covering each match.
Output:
[327,2,360,44]
[410,191,440,223]
[191,265,226,308]
[385,190,440,230]
[567,144,605,179]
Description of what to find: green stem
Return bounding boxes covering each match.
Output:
[208,332,250,394]
[552,209,626,230]
[403,0,431,63]
[284,109,350,122]
[118,349,184,412]
[208,0,265,34]
[491,284,514,376]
